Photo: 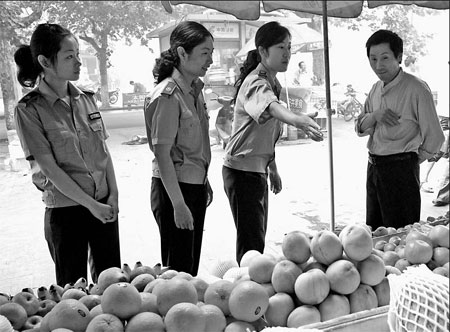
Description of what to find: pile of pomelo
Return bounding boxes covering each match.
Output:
[0,215,448,332]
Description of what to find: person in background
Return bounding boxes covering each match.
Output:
[144,21,214,276]
[222,21,323,264]
[130,80,146,93]
[293,61,313,86]
[13,23,121,286]
[355,29,444,230]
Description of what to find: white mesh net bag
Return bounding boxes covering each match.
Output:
[387,264,449,332]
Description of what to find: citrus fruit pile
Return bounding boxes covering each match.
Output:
[0,212,447,331]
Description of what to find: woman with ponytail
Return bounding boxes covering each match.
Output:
[144,21,214,276]
[223,21,324,264]
[14,23,121,286]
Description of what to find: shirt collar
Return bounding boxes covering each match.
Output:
[172,68,204,97]
[382,68,404,91]
[38,78,84,105]
[256,63,282,97]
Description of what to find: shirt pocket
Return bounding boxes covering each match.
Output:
[88,120,106,140]
[179,109,200,139]
[46,128,77,163]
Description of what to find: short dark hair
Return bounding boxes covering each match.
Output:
[366,29,403,59]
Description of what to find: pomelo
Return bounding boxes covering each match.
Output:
[357,254,386,286]
[240,250,262,267]
[349,284,378,313]
[199,304,227,332]
[373,277,390,306]
[310,230,343,265]
[294,269,330,305]
[125,312,164,332]
[228,280,269,323]
[318,293,350,322]
[204,279,235,316]
[164,302,206,332]
[101,283,141,320]
[153,277,197,316]
[248,254,276,284]
[265,292,295,327]
[287,305,321,328]
[281,231,311,264]
[340,224,373,261]
[85,313,124,332]
[271,260,302,294]
[326,259,360,295]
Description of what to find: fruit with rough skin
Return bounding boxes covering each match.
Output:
[101,283,141,320]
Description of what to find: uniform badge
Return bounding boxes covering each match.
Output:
[89,112,102,121]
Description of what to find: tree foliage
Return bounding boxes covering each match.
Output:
[330,3,438,58]
[294,3,439,58]
[0,1,43,130]
[43,1,185,106]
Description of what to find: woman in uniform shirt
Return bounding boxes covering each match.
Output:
[144,21,214,276]
[222,21,324,264]
[14,23,121,286]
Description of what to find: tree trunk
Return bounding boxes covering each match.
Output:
[98,49,109,108]
[0,40,20,131]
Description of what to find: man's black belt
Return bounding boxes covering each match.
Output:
[368,152,416,165]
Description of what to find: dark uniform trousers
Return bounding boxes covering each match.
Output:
[366,152,420,230]
[44,198,121,286]
[151,177,207,276]
[222,166,268,265]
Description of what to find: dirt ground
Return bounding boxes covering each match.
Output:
[0,117,448,295]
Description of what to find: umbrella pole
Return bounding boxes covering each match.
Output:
[322,0,336,231]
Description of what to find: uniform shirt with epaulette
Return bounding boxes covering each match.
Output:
[143,68,211,184]
[224,63,283,174]
[14,79,110,208]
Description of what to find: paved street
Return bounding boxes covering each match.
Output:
[0,116,448,295]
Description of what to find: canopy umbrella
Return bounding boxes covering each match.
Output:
[161,0,450,231]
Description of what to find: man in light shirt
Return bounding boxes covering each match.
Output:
[355,30,444,230]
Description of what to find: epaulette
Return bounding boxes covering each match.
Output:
[258,70,268,78]
[161,81,177,96]
[17,91,41,106]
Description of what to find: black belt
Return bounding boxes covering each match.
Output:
[368,152,416,165]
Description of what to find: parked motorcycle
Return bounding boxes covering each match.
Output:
[95,87,120,105]
[206,89,234,149]
[335,85,364,121]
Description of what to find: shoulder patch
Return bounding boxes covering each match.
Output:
[18,91,41,106]
[258,70,268,78]
[161,81,177,96]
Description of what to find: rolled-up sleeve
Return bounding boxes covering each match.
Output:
[355,98,375,137]
[416,86,445,160]
[243,77,279,124]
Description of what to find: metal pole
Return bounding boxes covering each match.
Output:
[322,0,336,231]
